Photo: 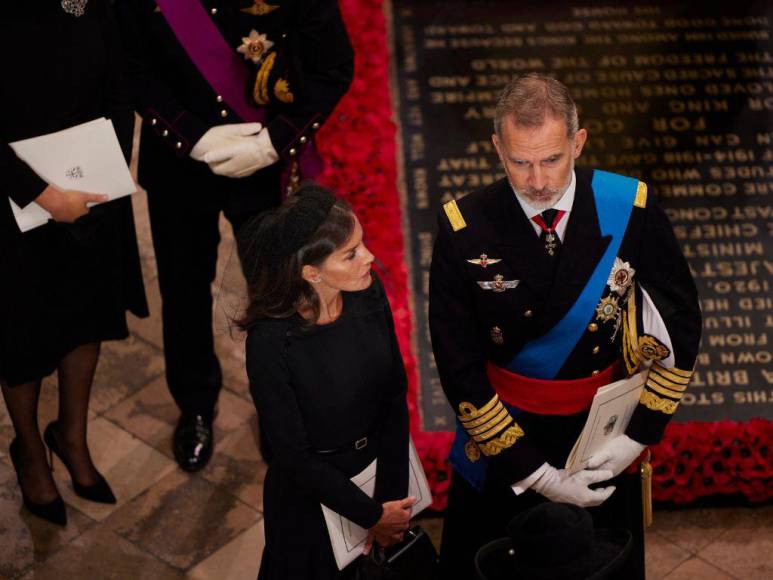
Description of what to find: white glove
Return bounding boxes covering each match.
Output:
[587,434,646,478]
[204,128,279,178]
[189,122,263,161]
[531,465,615,508]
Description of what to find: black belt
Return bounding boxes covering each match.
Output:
[315,428,379,455]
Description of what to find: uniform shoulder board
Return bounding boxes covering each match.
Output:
[443,199,467,231]
[634,181,648,208]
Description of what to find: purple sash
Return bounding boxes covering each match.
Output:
[155,0,264,123]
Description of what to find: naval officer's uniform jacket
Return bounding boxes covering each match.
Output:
[429,166,702,577]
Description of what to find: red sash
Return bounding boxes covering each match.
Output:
[486,361,621,415]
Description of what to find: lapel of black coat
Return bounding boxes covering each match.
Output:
[532,169,612,336]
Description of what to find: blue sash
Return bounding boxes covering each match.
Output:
[449,170,639,490]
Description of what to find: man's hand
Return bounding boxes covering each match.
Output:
[189,122,263,161]
[35,185,108,223]
[362,496,415,555]
[204,128,279,178]
[587,434,646,478]
[531,465,615,507]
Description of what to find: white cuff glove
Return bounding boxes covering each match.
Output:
[204,128,279,178]
[189,122,263,161]
[587,434,646,478]
[531,465,615,508]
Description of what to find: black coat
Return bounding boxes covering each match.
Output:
[114,0,354,214]
[429,168,702,485]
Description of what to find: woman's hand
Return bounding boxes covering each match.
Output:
[362,496,415,555]
[35,184,108,223]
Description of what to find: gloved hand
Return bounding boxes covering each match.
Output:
[587,434,646,478]
[204,128,279,178]
[189,122,263,161]
[531,465,615,507]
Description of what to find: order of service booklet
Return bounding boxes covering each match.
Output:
[321,439,432,571]
[565,369,648,474]
[8,117,136,232]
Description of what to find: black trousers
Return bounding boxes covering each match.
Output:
[439,470,645,580]
[142,151,281,417]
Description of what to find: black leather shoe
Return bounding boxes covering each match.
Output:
[9,438,67,526]
[43,421,117,504]
[173,414,214,472]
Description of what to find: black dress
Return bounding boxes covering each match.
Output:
[0,1,148,386]
[246,275,409,580]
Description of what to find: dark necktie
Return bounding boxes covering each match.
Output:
[531,209,566,257]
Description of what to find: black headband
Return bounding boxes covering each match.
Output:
[274,183,337,258]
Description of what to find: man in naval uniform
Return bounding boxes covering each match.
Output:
[429,73,701,578]
[114,0,353,471]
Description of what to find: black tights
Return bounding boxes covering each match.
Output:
[1,342,102,503]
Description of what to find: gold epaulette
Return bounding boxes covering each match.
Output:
[443,200,467,232]
[457,394,524,462]
[634,181,648,208]
[639,362,693,415]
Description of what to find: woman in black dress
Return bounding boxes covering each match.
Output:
[0,0,148,525]
[240,183,413,579]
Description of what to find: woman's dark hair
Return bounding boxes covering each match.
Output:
[236,184,355,329]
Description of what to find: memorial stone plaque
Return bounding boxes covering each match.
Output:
[392,0,773,429]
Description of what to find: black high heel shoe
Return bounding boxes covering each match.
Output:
[43,421,117,504]
[9,438,67,526]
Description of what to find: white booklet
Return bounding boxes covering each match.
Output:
[321,439,432,571]
[8,117,136,232]
[565,369,648,474]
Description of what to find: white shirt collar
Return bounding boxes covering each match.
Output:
[512,170,576,241]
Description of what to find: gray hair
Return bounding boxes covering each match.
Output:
[494,73,579,138]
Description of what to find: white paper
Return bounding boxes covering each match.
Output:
[321,439,432,571]
[8,117,136,232]
[565,370,648,474]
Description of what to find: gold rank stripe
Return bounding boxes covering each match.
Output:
[648,370,689,391]
[653,364,693,380]
[473,415,514,442]
[458,395,499,422]
[634,181,648,208]
[477,424,525,456]
[640,390,678,414]
[645,380,685,400]
[464,406,509,435]
[443,200,467,232]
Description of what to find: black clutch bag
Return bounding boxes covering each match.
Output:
[356,526,439,580]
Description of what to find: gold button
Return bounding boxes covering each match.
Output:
[216,95,223,103]
[289,148,297,157]
[592,346,600,354]
[592,370,600,376]
[161,129,169,137]
[312,122,321,130]
[210,8,218,15]
[523,310,533,318]
[299,136,308,144]
[220,109,228,118]
[588,323,598,332]
[175,141,183,150]
[150,118,157,126]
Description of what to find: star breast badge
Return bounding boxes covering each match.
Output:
[607,257,635,295]
[237,30,274,64]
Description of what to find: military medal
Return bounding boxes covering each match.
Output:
[595,295,620,323]
[241,0,280,16]
[490,326,504,345]
[467,253,501,268]
[607,257,635,295]
[531,210,566,257]
[544,232,558,256]
[478,274,519,293]
[237,30,274,64]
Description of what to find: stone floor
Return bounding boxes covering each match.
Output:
[1,184,771,579]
